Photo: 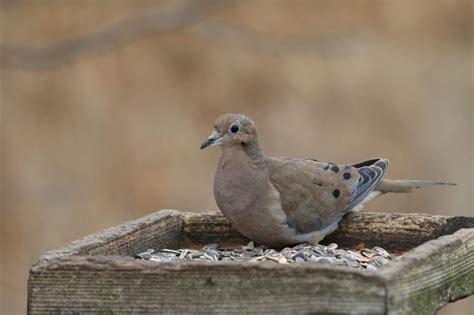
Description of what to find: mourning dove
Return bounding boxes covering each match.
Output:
[201,114,455,247]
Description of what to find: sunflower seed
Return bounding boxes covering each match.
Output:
[366,264,377,271]
[203,243,219,251]
[278,256,289,264]
[179,249,188,259]
[161,249,180,255]
[372,246,391,259]
[327,243,338,251]
[135,250,153,259]
[135,242,395,270]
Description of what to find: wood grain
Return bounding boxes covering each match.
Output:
[28,210,474,314]
[32,209,182,270]
[383,228,474,314]
[182,211,474,251]
[29,257,387,314]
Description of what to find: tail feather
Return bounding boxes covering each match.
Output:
[375,179,456,193]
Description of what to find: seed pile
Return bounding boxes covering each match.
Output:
[135,242,393,270]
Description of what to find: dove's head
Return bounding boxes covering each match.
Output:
[201,114,259,150]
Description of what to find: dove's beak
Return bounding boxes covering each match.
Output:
[200,130,222,150]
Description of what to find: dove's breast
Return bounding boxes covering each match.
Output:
[213,155,311,247]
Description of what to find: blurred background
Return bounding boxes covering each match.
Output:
[0,0,472,314]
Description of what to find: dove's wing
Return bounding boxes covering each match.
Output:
[345,159,389,212]
[267,157,389,234]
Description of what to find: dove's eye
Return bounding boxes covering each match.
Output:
[230,124,239,133]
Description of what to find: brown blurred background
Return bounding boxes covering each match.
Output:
[1,0,472,314]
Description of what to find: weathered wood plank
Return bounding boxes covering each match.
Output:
[182,211,474,251]
[28,210,474,314]
[33,209,182,268]
[382,228,474,314]
[327,212,473,251]
[29,256,386,314]
[182,211,249,248]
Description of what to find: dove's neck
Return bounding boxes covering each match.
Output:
[219,140,267,175]
[240,141,265,161]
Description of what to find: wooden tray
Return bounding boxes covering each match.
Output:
[28,210,474,314]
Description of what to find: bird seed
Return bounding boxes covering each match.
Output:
[135,241,394,271]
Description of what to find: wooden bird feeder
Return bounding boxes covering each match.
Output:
[28,210,473,314]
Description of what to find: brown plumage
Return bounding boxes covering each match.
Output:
[201,114,455,247]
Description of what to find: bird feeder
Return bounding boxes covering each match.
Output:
[28,210,473,314]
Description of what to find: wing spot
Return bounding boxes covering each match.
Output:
[330,165,340,173]
[343,172,351,180]
[332,189,340,198]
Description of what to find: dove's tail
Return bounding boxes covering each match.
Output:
[375,179,457,193]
